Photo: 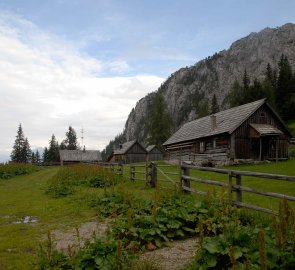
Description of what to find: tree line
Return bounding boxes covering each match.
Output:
[10,125,80,163]
[228,54,295,121]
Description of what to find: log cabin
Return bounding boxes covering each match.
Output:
[146,145,163,161]
[107,140,147,163]
[59,150,101,165]
[163,99,293,165]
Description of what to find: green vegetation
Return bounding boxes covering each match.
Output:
[188,200,295,269]
[0,163,40,179]
[125,159,295,211]
[148,91,172,150]
[228,55,295,121]
[0,167,99,269]
[11,124,32,163]
[46,164,119,197]
[1,161,295,269]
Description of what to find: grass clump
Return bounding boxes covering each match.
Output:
[46,164,119,197]
[0,163,40,179]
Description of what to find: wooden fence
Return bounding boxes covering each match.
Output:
[100,161,295,215]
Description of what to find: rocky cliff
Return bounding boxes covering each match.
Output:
[102,23,295,159]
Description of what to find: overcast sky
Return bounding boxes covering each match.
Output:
[1,0,295,162]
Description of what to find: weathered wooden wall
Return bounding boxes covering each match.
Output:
[233,104,290,159]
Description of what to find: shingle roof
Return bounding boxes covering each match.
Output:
[113,140,137,154]
[59,150,101,161]
[146,145,156,152]
[163,99,266,146]
[250,124,283,136]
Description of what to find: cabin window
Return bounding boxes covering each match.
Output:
[200,141,204,153]
[213,139,216,149]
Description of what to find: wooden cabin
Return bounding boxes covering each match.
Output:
[146,145,163,161]
[163,99,293,165]
[59,150,101,165]
[108,140,147,164]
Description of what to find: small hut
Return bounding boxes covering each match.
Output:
[146,145,163,161]
[108,140,147,163]
[59,150,101,165]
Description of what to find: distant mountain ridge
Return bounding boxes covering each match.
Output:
[102,23,295,160]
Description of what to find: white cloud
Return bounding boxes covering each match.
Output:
[0,12,164,162]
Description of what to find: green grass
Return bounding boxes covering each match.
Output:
[1,159,295,269]
[124,159,295,212]
[0,167,101,269]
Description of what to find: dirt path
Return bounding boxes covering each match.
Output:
[51,219,110,255]
[141,237,198,270]
[51,220,198,269]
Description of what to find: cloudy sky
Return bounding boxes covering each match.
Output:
[1,0,295,162]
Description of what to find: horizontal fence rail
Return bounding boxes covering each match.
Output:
[100,161,295,215]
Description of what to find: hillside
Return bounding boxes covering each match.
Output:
[102,23,295,160]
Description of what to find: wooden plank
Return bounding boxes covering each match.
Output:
[236,202,277,215]
[133,171,146,175]
[182,186,207,196]
[182,175,229,187]
[182,164,295,182]
[232,184,295,201]
[157,167,177,185]
[133,177,146,181]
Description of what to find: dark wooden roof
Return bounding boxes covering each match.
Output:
[59,150,101,161]
[250,124,283,136]
[163,99,292,146]
[146,145,156,152]
[113,140,147,155]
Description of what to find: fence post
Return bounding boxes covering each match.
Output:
[119,164,123,177]
[182,163,191,193]
[130,165,135,181]
[150,162,157,188]
[228,171,233,202]
[236,174,242,206]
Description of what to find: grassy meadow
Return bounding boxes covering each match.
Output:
[0,157,294,269]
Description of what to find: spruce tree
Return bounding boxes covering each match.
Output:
[35,150,41,164]
[211,94,219,114]
[31,152,36,164]
[148,92,171,150]
[63,126,79,150]
[11,124,27,163]
[23,137,32,163]
[47,134,60,162]
[43,147,48,163]
[277,54,295,120]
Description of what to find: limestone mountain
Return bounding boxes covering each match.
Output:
[101,23,295,160]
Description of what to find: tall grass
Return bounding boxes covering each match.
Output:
[46,164,120,197]
[0,163,40,179]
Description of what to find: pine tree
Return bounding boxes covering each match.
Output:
[276,54,295,120]
[228,80,243,107]
[47,134,60,162]
[23,137,32,163]
[211,94,219,114]
[11,124,27,163]
[43,147,48,163]
[148,92,171,150]
[31,152,36,164]
[63,126,79,150]
[243,69,250,90]
[35,150,41,164]
[197,100,210,117]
